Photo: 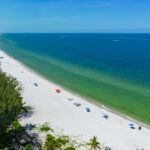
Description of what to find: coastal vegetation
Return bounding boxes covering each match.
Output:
[39,122,53,133]
[0,67,25,148]
[0,120,24,148]
[0,67,23,132]
[0,67,37,149]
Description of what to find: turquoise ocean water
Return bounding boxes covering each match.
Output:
[0,33,150,125]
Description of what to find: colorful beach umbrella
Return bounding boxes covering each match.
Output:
[129,123,134,127]
[56,89,61,93]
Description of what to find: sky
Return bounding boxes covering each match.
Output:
[0,0,150,33]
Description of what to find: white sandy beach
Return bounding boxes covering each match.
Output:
[0,50,150,150]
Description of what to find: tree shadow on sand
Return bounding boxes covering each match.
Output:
[14,106,43,149]
[18,108,34,119]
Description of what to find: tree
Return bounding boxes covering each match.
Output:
[87,136,101,150]
[0,68,24,133]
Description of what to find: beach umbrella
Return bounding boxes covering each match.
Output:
[56,89,61,93]
[129,123,134,127]
[86,107,91,112]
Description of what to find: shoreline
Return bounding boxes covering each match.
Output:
[1,49,150,150]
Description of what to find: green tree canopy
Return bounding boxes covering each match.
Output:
[0,68,24,133]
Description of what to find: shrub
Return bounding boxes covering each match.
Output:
[24,144,34,150]
[44,134,56,150]
[0,121,24,149]
[44,134,70,150]
[39,122,53,132]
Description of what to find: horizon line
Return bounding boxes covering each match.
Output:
[1,32,150,34]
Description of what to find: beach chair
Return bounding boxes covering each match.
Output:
[103,113,109,119]
[74,102,81,107]
[130,126,135,129]
[33,83,38,86]
[68,98,73,101]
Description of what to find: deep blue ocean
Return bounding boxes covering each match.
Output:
[0,33,150,124]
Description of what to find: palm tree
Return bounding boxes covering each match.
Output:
[87,136,101,150]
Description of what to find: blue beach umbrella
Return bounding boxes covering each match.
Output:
[85,107,91,112]
[129,123,134,127]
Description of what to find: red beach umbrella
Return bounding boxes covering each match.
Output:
[56,89,61,93]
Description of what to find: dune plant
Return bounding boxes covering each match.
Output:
[38,122,53,133]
